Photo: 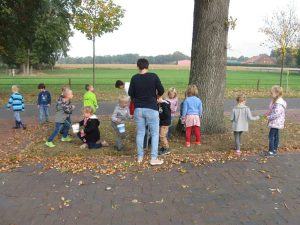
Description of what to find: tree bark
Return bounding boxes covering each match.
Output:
[190,0,230,134]
[280,53,284,87]
[92,36,95,87]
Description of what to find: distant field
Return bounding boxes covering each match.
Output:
[0,66,300,103]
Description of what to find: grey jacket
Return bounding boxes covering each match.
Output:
[111,105,131,124]
[231,104,259,132]
[55,95,74,123]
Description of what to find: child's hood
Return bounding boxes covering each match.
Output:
[89,114,98,120]
[276,97,287,109]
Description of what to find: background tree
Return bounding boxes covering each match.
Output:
[189,0,231,134]
[72,0,124,86]
[0,0,72,73]
[260,5,300,86]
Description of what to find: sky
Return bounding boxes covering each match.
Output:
[67,0,300,58]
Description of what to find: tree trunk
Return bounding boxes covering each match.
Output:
[92,36,95,87]
[189,0,230,134]
[280,53,284,87]
[26,49,30,75]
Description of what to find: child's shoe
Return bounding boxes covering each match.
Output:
[159,148,171,156]
[20,122,26,130]
[137,157,143,163]
[194,142,201,146]
[264,151,276,157]
[80,143,88,149]
[186,142,191,148]
[150,158,164,166]
[235,150,241,156]
[13,121,20,129]
[45,141,55,148]
[61,136,72,142]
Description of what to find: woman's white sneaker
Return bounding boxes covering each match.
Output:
[150,159,164,166]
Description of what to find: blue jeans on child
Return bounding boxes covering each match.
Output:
[269,128,279,152]
[134,108,159,160]
[167,115,175,139]
[14,111,21,122]
[48,121,70,142]
[39,105,49,123]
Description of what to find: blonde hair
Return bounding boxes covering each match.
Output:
[61,85,70,92]
[119,95,129,103]
[62,88,73,98]
[271,85,283,102]
[82,106,94,115]
[167,87,177,98]
[186,84,198,97]
[236,94,246,103]
[11,85,19,93]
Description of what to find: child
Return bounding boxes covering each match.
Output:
[111,95,131,151]
[45,89,75,148]
[231,94,260,156]
[166,87,178,139]
[37,83,51,124]
[83,84,98,112]
[265,86,287,157]
[157,96,171,155]
[6,85,26,129]
[78,106,108,149]
[182,85,202,147]
[115,80,134,115]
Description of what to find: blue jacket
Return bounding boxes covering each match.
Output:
[6,92,25,112]
[38,90,51,105]
[182,96,203,117]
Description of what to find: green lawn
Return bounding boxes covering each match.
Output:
[0,68,300,103]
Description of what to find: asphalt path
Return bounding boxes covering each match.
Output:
[1,98,299,119]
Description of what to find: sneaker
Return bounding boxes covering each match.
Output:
[264,151,276,157]
[61,136,72,142]
[45,141,55,148]
[235,150,241,156]
[150,158,164,166]
[159,148,171,156]
[137,157,143,163]
[194,142,201,146]
[101,140,109,147]
[80,144,88,149]
[186,142,191,148]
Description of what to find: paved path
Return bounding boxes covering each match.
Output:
[1,98,300,119]
[1,154,300,225]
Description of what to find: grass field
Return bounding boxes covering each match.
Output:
[1,66,300,103]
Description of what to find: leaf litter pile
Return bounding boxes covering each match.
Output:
[1,117,300,174]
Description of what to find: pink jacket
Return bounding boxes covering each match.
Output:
[267,97,287,129]
[167,97,179,116]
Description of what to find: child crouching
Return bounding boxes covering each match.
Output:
[111,96,131,151]
[78,106,108,149]
[157,96,171,155]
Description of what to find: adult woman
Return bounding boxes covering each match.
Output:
[128,58,164,165]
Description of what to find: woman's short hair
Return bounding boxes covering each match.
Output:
[137,58,149,70]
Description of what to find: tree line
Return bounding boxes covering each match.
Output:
[0,0,79,73]
[57,51,190,64]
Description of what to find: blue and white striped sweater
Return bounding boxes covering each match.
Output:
[6,92,25,112]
